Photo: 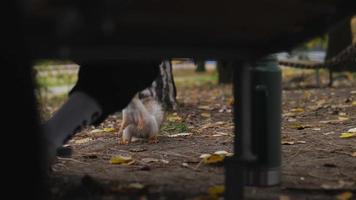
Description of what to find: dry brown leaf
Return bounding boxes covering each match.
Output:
[338,116,349,121]
[212,132,229,137]
[167,132,193,137]
[201,112,211,118]
[198,105,214,111]
[351,152,356,157]
[74,138,93,144]
[290,108,304,113]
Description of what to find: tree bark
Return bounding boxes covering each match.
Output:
[195,59,206,72]
[217,61,234,84]
[139,60,178,111]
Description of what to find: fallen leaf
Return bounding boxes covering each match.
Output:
[290,108,304,113]
[110,155,133,165]
[279,195,291,200]
[200,151,232,164]
[103,127,115,132]
[339,132,356,139]
[212,132,229,137]
[161,159,170,164]
[182,162,189,167]
[338,112,347,116]
[322,180,354,189]
[208,185,225,198]
[348,128,356,133]
[322,131,335,136]
[127,183,145,190]
[142,158,159,163]
[336,191,353,200]
[90,129,103,133]
[167,132,193,137]
[352,101,356,106]
[198,105,214,111]
[204,154,224,164]
[200,154,212,159]
[74,138,93,144]
[213,150,233,156]
[338,116,349,121]
[352,152,356,157]
[201,112,211,118]
[167,115,183,122]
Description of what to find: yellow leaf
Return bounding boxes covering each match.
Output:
[338,116,349,121]
[103,127,115,132]
[198,105,214,111]
[110,155,133,165]
[167,115,182,122]
[127,183,145,190]
[339,132,356,139]
[74,138,93,144]
[352,101,356,106]
[208,185,225,197]
[336,192,353,200]
[90,129,103,133]
[204,154,224,164]
[290,108,304,113]
[201,112,211,118]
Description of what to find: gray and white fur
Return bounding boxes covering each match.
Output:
[118,94,164,144]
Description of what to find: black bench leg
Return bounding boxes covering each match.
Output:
[225,55,282,199]
[225,61,255,200]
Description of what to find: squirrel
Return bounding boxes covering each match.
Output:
[118,94,164,144]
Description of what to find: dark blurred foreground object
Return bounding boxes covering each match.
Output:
[277,15,356,87]
[4,0,356,199]
[326,15,356,86]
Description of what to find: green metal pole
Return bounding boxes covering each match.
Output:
[246,54,282,186]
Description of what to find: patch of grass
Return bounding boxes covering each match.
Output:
[161,122,189,133]
[173,69,218,87]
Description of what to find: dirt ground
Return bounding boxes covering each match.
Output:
[46,68,356,200]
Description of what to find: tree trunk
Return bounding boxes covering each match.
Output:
[139,60,178,111]
[217,61,234,84]
[195,59,206,72]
